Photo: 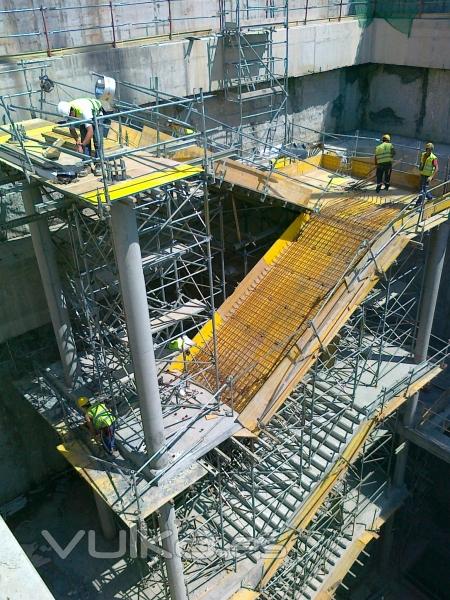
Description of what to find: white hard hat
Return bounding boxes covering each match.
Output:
[57,101,71,117]
[181,335,195,348]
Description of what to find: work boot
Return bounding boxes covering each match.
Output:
[376,186,381,194]
[384,184,390,191]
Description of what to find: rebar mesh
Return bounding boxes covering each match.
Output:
[188,195,400,411]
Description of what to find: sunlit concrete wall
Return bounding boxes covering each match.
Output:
[0,0,339,55]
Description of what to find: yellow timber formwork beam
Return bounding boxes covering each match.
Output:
[231,591,259,600]
[314,486,407,600]
[314,529,380,600]
[81,163,203,204]
[0,119,56,144]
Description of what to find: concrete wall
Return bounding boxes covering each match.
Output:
[0,233,49,343]
[284,68,361,139]
[0,0,219,55]
[0,17,370,114]
[361,65,450,144]
[371,17,450,71]
[0,378,66,505]
[0,322,65,506]
[0,0,338,56]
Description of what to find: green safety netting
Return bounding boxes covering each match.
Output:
[353,0,450,36]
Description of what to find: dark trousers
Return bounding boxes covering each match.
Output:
[376,163,392,191]
[419,175,433,200]
[80,123,104,158]
[99,423,116,453]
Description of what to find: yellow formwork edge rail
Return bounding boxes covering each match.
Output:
[264,212,310,265]
[82,163,203,205]
[230,590,259,600]
[168,312,223,372]
[0,124,57,146]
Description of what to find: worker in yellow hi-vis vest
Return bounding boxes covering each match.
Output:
[77,396,116,454]
[375,134,395,193]
[418,142,439,202]
[168,335,195,375]
[167,119,194,138]
[58,98,105,175]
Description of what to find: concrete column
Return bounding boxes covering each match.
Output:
[93,491,117,540]
[22,184,78,387]
[109,198,187,600]
[109,198,167,469]
[405,219,450,427]
[159,502,187,600]
[393,220,449,487]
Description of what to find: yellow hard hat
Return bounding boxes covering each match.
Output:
[77,396,89,409]
[425,142,434,150]
[382,134,391,142]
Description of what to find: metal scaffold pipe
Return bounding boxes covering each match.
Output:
[109,197,187,600]
[414,220,450,366]
[381,221,449,576]
[159,501,187,600]
[394,220,449,476]
[22,184,78,387]
[403,219,450,434]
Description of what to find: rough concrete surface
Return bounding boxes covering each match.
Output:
[362,65,450,143]
[0,379,66,506]
[0,514,54,599]
[0,233,49,343]
[7,473,151,600]
[0,0,338,55]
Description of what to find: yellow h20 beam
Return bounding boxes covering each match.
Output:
[82,164,203,205]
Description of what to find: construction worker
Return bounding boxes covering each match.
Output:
[77,396,117,454]
[167,119,194,138]
[418,142,439,202]
[57,98,104,172]
[375,134,395,193]
[168,335,195,354]
[168,335,195,376]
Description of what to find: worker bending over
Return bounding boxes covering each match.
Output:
[77,396,116,455]
[58,98,104,173]
[375,134,395,193]
[418,142,438,202]
[167,119,194,138]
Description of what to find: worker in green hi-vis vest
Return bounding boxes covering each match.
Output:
[375,133,396,193]
[77,396,117,455]
[167,119,194,138]
[58,98,105,175]
[418,142,439,203]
